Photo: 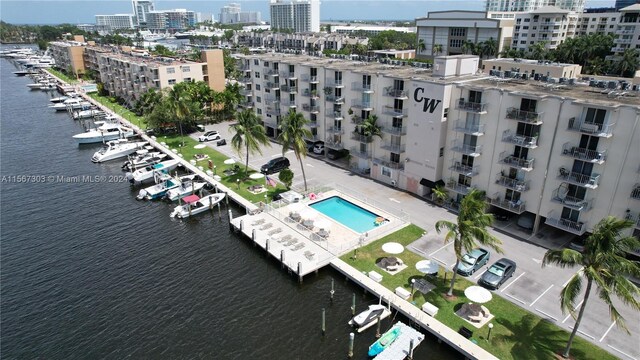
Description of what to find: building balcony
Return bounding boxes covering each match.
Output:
[325,139,344,150]
[545,211,587,235]
[302,104,320,113]
[453,120,485,136]
[301,89,319,98]
[327,126,344,135]
[455,99,488,114]
[383,87,409,99]
[307,120,320,128]
[501,129,539,148]
[326,80,344,88]
[449,161,480,176]
[624,211,640,229]
[450,140,482,157]
[351,115,364,125]
[616,29,635,35]
[617,38,633,44]
[304,134,321,142]
[382,107,408,117]
[373,157,404,170]
[265,81,280,89]
[281,100,297,108]
[280,71,296,79]
[239,88,252,96]
[326,111,344,119]
[280,85,297,93]
[351,132,373,143]
[300,74,318,83]
[561,142,606,164]
[495,175,530,192]
[632,184,640,200]
[551,189,592,211]
[498,151,534,171]
[238,100,255,108]
[567,117,615,138]
[350,146,371,159]
[265,69,279,76]
[351,100,373,110]
[381,125,407,136]
[505,107,544,125]
[326,95,345,104]
[239,76,252,84]
[381,142,406,153]
[445,179,476,195]
[265,108,281,116]
[351,82,374,93]
[488,194,526,214]
[558,167,600,189]
[265,97,280,105]
[611,47,628,52]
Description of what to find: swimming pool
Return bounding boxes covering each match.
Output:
[309,196,382,233]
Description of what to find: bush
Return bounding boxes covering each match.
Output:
[278,169,294,189]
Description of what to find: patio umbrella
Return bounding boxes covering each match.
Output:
[416,259,440,276]
[223,158,236,165]
[464,285,493,304]
[382,242,404,254]
[249,173,265,180]
[194,144,206,149]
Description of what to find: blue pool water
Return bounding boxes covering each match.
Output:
[310,196,381,233]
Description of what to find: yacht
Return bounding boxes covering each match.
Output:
[50,98,92,111]
[165,177,207,201]
[24,56,55,68]
[121,150,167,172]
[126,159,180,184]
[72,109,104,120]
[72,123,135,144]
[39,82,57,91]
[170,193,226,219]
[348,303,391,332]
[137,174,196,200]
[49,95,73,103]
[91,140,148,163]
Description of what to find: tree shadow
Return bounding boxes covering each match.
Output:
[494,314,587,360]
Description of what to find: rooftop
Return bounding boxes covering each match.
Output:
[483,58,579,68]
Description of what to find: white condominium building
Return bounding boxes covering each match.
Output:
[576,11,620,36]
[235,53,640,238]
[485,0,585,13]
[511,7,578,51]
[95,14,135,30]
[220,3,261,24]
[270,0,320,33]
[146,9,197,31]
[612,4,640,56]
[132,0,155,27]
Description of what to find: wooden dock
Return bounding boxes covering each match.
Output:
[373,321,424,360]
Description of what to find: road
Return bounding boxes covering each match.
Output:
[193,123,639,360]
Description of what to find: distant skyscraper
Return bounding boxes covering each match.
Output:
[270,0,319,33]
[146,9,196,30]
[95,14,135,30]
[219,3,261,24]
[485,0,585,12]
[615,0,640,10]
[132,0,155,27]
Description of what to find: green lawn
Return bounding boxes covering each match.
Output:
[46,68,79,84]
[161,135,287,204]
[340,225,617,360]
[87,93,145,129]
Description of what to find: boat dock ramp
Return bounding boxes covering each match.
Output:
[373,321,424,360]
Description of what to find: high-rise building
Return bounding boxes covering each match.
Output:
[147,9,196,31]
[485,0,585,13]
[270,0,320,33]
[219,3,261,24]
[612,4,640,56]
[615,0,640,10]
[511,7,578,52]
[95,14,135,30]
[132,0,155,27]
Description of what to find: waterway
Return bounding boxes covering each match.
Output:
[0,55,462,359]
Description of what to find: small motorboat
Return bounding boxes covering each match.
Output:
[50,98,91,111]
[136,173,195,200]
[170,193,226,219]
[72,109,104,120]
[72,123,135,144]
[91,140,148,163]
[348,304,391,332]
[126,159,180,184]
[165,177,207,201]
[49,95,69,103]
[121,150,166,171]
[367,325,401,357]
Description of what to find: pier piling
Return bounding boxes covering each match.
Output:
[351,293,356,315]
[348,332,354,358]
[321,308,326,335]
[408,339,415,360]
[297,262,302,283]
[376,317,381,338]
[280,250,285,269]
[265,238,270,254]
[330,279,335,302]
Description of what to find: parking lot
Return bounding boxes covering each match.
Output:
[192,123,639,360]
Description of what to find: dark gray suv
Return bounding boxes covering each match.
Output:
[260,157,290,174]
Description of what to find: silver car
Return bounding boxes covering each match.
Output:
[456,248,490,276]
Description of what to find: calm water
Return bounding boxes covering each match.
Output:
[0,54,461,359]
[310,196,380,233]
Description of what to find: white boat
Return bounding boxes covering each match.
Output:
[91,140,148,163]
[348,302,392,333]
[26,82,45,89]
[39,82,57,91]
[25,56,55,68]
[126,159,180,184]
[72,123,135,144]
[137,174,196,200]
[50,98,92,111]
[50,95,72,103]
[170,193,226,218]
[165,177,207,201]
[121,150,167,171]
[72,109,104,120]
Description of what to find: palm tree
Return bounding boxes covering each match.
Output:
[278,110,312,191]
[530,41,548,61]
[432,43,443,57]
[230,109,270,174]
[542,216,640,359]
[417,39,426,53]
[435,189,503,297]
[165,85,191,146]
[482,38,498,59]
[616,48,640,77]
[461,40,476,55]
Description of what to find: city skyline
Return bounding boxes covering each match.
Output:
[0,0,617,25]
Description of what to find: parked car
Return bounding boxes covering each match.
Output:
[199,130,221,142]
[568,235,587,252]
[516,213,535,230]
[313,142,325,155]
[327,148,349,160]
[456,248,490,276]
[479,258,516,290]
[260,156,290,174]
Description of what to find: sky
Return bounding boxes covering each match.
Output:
[0,0,617,25]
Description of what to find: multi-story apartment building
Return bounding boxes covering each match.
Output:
[236,53,640,238]
[132,0,155,27]
[95,14,135,30]
[332,25,415,36]
[49,41,87,78]
[616,0,640,10]
[219,3,261,24]
[233,31,368,53]
[576,10,619,36]
[146,9,196,31]
[485,0,585,13]
[269,0,320,33]
[612,4,640,55]
[511,7,578,51]
[415,11,513,59]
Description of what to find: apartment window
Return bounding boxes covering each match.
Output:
[264,61,269,67]
[390,153,400,163]
[256,84,261,91]
[449,39,463,48]
[254,59,259,65]
[443,107,449,118]
[168,79,176,85]
[257,108,262,114]
[450,28,467,36]
[381,167,391,177]
[523,26,529,30]
[524,18,530,22]
[184,78,192,82]
[254,71,260,78]
[256,96,261,103]
[181,66,190,72]
[167,67,175,74]
[439,147,444,157]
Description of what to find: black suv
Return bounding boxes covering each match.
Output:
[327,149,349,160]
[260,157,290,174]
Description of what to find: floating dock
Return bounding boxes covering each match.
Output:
[373,321,424,360]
